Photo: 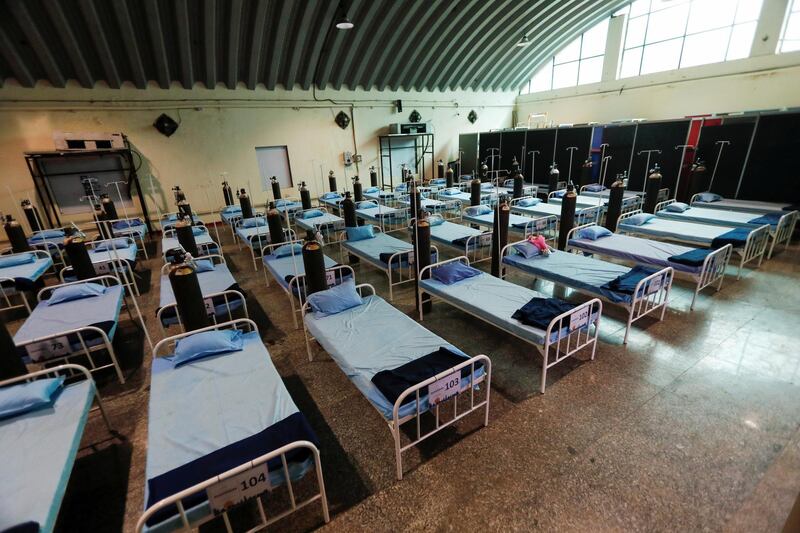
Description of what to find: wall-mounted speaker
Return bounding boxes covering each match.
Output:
[154,114,179,137]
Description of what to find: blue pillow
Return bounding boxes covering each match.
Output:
[395,183,408,192]
[0,253,35,268]
[47,283,107,305]
[241,217,267,228]
[112,218,143,229]
[440,188,460,196]
[321,192,341,200]
[625,213,655,226]
[431,261,482,285]
[194,259,215,272]
[665,202,689,212]
[696,192,722,203]
[273,243,303,258]
[346,225,375,241]
[465,205,491,216]
[513,241,541,259]
[307,280,363,314]
[274,199,291,207]
[301,209,324,219]
[191,226,208,236]
[427,215,445,226]
[94,238,130,251]
[364,186,380,194]
[578,226,613,240]
[0,377,65,420]
[172,329,244,367]
[222,205,242,213]
[357,201,378,209]
[480,182,494,189]
[585,183,605,192]
[30,229,65,241]
[430,178,446,185]
[518,197,540,207]
[553,190,566,198]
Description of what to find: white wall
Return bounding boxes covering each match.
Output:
[0,83,514,227]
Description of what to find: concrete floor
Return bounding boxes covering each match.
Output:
[13,222,800,532]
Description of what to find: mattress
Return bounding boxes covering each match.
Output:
[0,380,95,533]
[0,257,53,290]
[502,249,633,304]
[438,191,493,203]
[462,211,539,230]
[341,233,412,268]
[657,206,776,228]
[429,221,484,245]
[398,198,448,211]
[618,217,738,247]
[303,294,480,420]
[88,243,139,267]
[319,196,344,209]
[294,212,343,232]
[235,225,275,248]
[220,209,242,224]
[693,197,794,213]
[550,194,606,208]
[161,234,219,255]
[263,252,338,291]
[113,222,147,239]
[356,206,405,222]
[363,190,399,202]
[581,189,640,199]
[568,233,702,275]
[144,332,315,532]
[512,202,564,219]
[274,201,303,214]
[158,264,241,325]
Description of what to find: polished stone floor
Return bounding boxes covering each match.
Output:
[11,222,799,532]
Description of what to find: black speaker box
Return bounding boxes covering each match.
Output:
[154,113,179,137]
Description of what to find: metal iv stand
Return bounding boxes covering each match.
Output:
[709,140,730,191]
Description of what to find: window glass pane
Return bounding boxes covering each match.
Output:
[529,59,553,93]
[681,27,730,68]
[782,38,800,52]
[785,12,800,40]
[727,21,757,59]
[646,4,690,43]
[555,37,581,64]
[620,46,643,78]
[687,0,736,34]
[552,61,579,89]
[614,5,631,16]
[582,18,609,58]
[578,56,604,84]
[651,0,690,12]
[630,0,651,17]
[735,0,764,23]
[625,16,648,48]
[640,38,682,74]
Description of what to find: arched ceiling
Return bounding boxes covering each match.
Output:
[0,0,624,91]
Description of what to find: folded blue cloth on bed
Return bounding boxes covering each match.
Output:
[29,229,65,241]
[112,218,144,229]
[0,376,65,420]
[668,248,712,266]
[711,228,750,249]
[584,183,605,192]
[602,265,659,295]
[371,347,480,406]
[749,213,782,226]
[0,253,35,268]
[378,250,437,265]
[511,297,576,329]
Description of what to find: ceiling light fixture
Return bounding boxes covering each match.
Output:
[336,15,354,30]
[516,34,531,47]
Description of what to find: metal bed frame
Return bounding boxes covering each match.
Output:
[292,207,345,244]
[233,217,296,271]
[408,216,494,265]
[161,224,221,260]
[460,204,559,239]
[509,195,604,226]
[0,249,53,315]
[105,216,150,259]
[417,256,602,393]
[355,201,410,234]
[301,283,491,480]
[618,209,770,280]
[59,236,141,297]
[28,225,75,271]
[137,319,330,532]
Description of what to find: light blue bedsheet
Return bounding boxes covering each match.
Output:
[88,243,139,266]
[618,217,738,246]
[398,198,447,211]
[693,198,793,213]
[430,221,483,245]
[550,194,607,208]
[0,380,94,533]
[294,212,343,232]
[363,190,399,202]
[569,233,702,275]
[113,222,147,239]
[356,205,406,222]
[462,211,538,230]
[657,206,773,228]
[162,234,218,254]
[513,202,563,218]
[341,233,412,267]
[274,201,303,214]
[220,210,242,225]
[235,226,275,249]
[581,189,640,199]
[304,294,479,419]
[263,253,338,290]
[0,257,53,283]
[159,264,237,308]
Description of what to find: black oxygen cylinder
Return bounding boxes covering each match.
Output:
[342,192,357,228]
[328,171,337,193]
[579,158,593,188]
[177,201,194,224]
[605,180,625,232]
[687,160,708,201]
[352,176,363,202]
[300,182,312,210]
[267,203,285,245]
[0,313,27,379]
[437,159,445,182]
[549,163,560,194]
[175,219,199,257]
[558,185,577,251]
[409,182,422,219]
[101,195,118,220]
[512,171,524,199]
[470,177,482,206]
[446,167,454,188]
[302,236,328,296]
[239,189,254,219]
[480,163,489,183]
[270,177,282,201]
[222,181,234,206]
[491,201,510,277]
[65,236,96,280]
[4,217,31,253]
[644,165,663,214]
[413,218,432,313]
[168,262,211,331]
[369,167,378,187]
[21,200,43,233]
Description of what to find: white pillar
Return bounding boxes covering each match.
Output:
[751,0,791,56]
[602,14,626,82]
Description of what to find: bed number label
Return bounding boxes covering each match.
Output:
[407,251,415,265]
[95,262,111,274]
[569,307,590,332]
[428,371,461,405]
[25,335,70,362]
[207,463,272,515]
[203,298,215,316]
[326,270,336,287]
[535,219,548,231]
[479,233,492,246]
[647,276,662,294]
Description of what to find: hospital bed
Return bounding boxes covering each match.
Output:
[397,195,462,218]
[355,201,410,233]
[261,241,354,328]
[488,178,538,198]
[500,241,673,344]
[461,206,558,239]
[0,364,114,533]
[363,187,402,205]
[161,225,221,259]
[418,257,602,393]
[509,196,603,225]
[138,319,329,532]
[234,217,296,271]
[0,250,53,314]
[566,223,732,310]
[28,227,72,270]
[433,186,495,205]
[690,192,798,214]
[302,283,490,480]
[618,210,770,280]
[656,199,797,259]
[318,193,346,213]
[104,217,150,259]
[415,216,494,264]
[159,212,201,232]
[293,207,345,244]
[549,189,643,213]
[59,236,141,297]
[579,183,669,204]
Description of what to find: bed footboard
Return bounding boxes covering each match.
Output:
[157,289,248,335]
[542,298,602,393]
[737,224,770,279]
[768,211,798,259]
[691,244,732,310]
[624,267,673,344]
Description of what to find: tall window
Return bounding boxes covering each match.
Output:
[778,0,800,52]
[618,0,763,78]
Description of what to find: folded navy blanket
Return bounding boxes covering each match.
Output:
[711,228,750,249]
[511,297,576,329]
[602,265,659,295]
[668,248,712,267]
[749,213,782,226]
[371,347,479,406]
[378,250,437,266]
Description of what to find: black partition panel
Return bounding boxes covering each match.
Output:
[500,130,526,177]
[554,126,593,185]
[696,118,756,198]
[628,120,690,193]
[478,132,502,175]
[524,128,557,184]
[458,133,479,177]
[599,124,636,185]
[738,112,800,202]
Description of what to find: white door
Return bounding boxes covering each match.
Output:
[255,146,293,192]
